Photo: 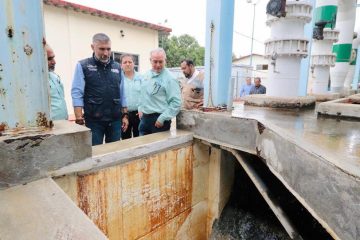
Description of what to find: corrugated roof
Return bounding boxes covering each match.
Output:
[43,0,172,33]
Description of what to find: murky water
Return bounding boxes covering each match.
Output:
[210,153,333,240]
[210,162,290,240]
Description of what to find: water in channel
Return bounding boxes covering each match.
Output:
[210,153,333,240]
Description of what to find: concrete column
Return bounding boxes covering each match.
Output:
[0,0,50,129]
[204,0,235,107]
[330,0,357,92]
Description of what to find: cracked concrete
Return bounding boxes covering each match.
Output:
[177,108,360,240]
[0,120,91,189]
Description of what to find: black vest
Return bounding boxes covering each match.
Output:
[80,56,122,121]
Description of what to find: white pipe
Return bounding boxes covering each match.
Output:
[343,34,360,90]
[330,0,357,92]
[265,0,312,97]
[310,0,339,94]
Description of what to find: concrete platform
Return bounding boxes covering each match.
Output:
[0,120,91,189]
[0,178,107,240]
[309,93,340,102]
[177,107,360,240]
[316,96,360,119]
[243,95,316,109]
[51,130,193,176]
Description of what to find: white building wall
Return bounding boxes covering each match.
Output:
[43,5,159,113]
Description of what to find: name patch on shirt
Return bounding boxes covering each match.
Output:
[87,64,97,71]
[111,69,120,74]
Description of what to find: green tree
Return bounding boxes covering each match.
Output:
[161,34,205,68]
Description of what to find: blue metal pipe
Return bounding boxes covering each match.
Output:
[0,0,50,129]
[204,0,235,107]
[352,47,360,90]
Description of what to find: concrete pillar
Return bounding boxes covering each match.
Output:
[0,0,50,129]
[330,0,357,93]
[204,0,235,107]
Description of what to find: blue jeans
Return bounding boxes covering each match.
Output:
[85,120,121,146]
[139,113,171,136]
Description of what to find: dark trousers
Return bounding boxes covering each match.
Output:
[122,111,140,139]
[139,113,171,136]
[85,120,121,146]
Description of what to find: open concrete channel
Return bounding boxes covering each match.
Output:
[1,104,359,239]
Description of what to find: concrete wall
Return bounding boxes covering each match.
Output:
[54,140,235,239]
[177,110,360,240]
[43,5,159,113]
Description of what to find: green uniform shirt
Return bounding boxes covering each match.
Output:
[138,68,181,124]
[49,71,68,120]
[124,71,142,111]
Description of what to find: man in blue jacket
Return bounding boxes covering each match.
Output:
[71,33,128,145]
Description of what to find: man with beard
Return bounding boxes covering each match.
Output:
[180,59,204,109]
[46,44,68,120]
[71,33,129,145]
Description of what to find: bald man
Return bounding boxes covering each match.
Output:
[46,44,68,120]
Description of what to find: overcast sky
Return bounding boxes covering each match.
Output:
[67,0,359,58]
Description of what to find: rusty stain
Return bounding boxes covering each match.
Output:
[258,122,265,134]
[23,44,33,55]
[6,26,13,38]
[36,112,53,128]
[0,122,8,136]
[72,147,194,239]
[77,171,110,237]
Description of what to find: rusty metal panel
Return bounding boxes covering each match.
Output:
[137,209,191,240]
[121,147,193,239]
[77,165,123,239]
[0,0,50,128]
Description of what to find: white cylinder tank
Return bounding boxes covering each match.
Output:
[343,33,360,90]
[265,0,313,97]
[310,0,339,94]
[329,0,356,92]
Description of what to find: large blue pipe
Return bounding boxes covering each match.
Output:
[204,0,235,107]
[0,0,49,129]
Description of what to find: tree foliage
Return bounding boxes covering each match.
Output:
[161,34,205,68]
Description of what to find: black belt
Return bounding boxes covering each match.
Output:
[142,112,160,118]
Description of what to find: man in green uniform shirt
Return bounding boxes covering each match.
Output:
[46,45,68,120]
[138,48,181,136]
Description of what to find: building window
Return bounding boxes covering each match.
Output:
[112,52,140,72]
[255,64,268,70]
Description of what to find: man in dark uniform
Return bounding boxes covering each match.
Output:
[71,33,128,145]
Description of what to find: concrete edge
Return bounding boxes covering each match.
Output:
[49,131,194,177]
